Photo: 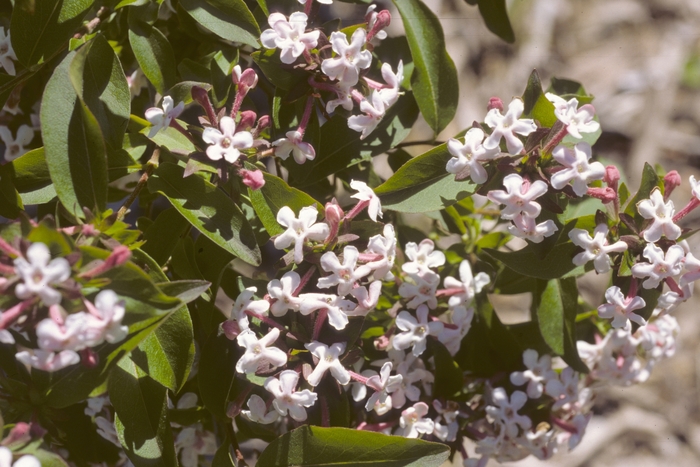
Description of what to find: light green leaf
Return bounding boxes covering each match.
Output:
[147,162,261,266]
[521,69,557,128]
[179,0,260,49]
[10,0,94,66]
[375,142,477,213]
[128,18,178,95]
[392,0,458,134]
[257,425,450,467]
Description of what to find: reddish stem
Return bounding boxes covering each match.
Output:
[673,197,700,223]
[0,300,34,329]
[665,277,684,297]
[0,238,20,257]
[345,199,369,221]
[312,308,327,340]
[297,96,315,138]
[293,267,316,296]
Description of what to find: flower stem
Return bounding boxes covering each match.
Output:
[117,149,160,222]
[673,197,700,223]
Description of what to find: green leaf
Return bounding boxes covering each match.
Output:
[158,280,211,304]
[147,162,261,266]
[257,425,450,467]
[484,241,580,280]
[392,0,458,134]
[198,333,240,419]
[134,306,194,393]
[521,69,557,127]
[42,51,109,218]
[10,0,94,66]
[69,34,131,149]
[128,18,178,95]
[110,356,178,467]
[0,169,22,218]
[165,81,213,106]
[375,142,477,213]
[535,278,588,372]
[179,0,260,49]
[141,207,191,266]
[7,147,51,192]
[476,0,514,43]
[249,170,319,236]
[142,121,198,155]
[623,162,661,222]
[431,341,462,398]
[547,77,594,105]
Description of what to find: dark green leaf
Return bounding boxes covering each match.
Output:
[198,333,240,419]
[142,207,191,266]
[547,77,594,104]
[484,242,579,280]
[128,18,178,95]
[148,162,261,265]
[535,278,588,372]
[157,280,211,304]
[179,0,260,48]
[110,356,178,467]
[623,162,661,223]
[69,34,131,149]
[0,168,22,218]
[375,142,477,213]
[521,69,556,127]
[258,425,450,466]
[6,147,51,192]
[10,0,94,66]
[392,0,458,134]
[165,81,213,106]
[477,0,514,43]
[431,341,463,398]
[42,51,109,218]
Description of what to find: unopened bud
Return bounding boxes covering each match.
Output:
[220,320,241,340]
[105,245,131,268]
[240,169,265,191]
[80,348,99,369]
[81,224,99,237]
[664,170,682,199]
[604,165,620,189]
[587,187,617,203]
[4,422,31,445]
[238,110,257,131]
[487,97,504,112]
[237,68,258,94]
[232,65,242,85]
[255,115,271,133]
[325,198,344,224]
[367,10,391,42]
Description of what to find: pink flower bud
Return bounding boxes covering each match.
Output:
[325,198,344,225]
[487,97,504,112]
[367,10,391,41]
[586,186,617,203]
[238,110,257,131]
[4,422,31,445]
[221,320,241,340]
[374,335,390,351]
[80,348,99,368]
[255,115,271,133]
[237,68,258,94]
[604,165,620,188]
[664,170,681,198]
[192,85,217,125]
[81,224,99,237]
[240,169,265,190]
[105,245,132,268]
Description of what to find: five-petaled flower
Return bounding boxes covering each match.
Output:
[229,287,270,330]
[14,242,71,306]
[272,130,316,164]
[267,271,303,316]
[446,128,500,184]
[597,286,647,328]
[304,341,351,386]
[260,13,319,65]
[365,361,403,415]
[637,188,681,243]
[264,370,318,421]
[550,142,606,196]
[321,29,372,87]
[509,349,556,399]
[546,93,600,139]
[392,305,443,356]
[242,394,279,424]
[235,328,288,375]
[348,91,386,140]
[442,260,490,307]
[350,180,382,221]
[399,402,434,438]
[486,173,548,220]
[202,116,254,163]
[0,125,33,162]
[402,239,445,277]
[485,388,532,437]
[483,98,537,155]
[569,224,628,273]
[318,245,372,296]
[631,243,685,289]
[274,206,330,264]
[145,95,184,138]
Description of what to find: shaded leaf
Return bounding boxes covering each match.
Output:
[128,18,178,95]
[477,0,514,43]
[179,0,260,48]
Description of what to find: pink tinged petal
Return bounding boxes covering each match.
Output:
[260,29,280,49]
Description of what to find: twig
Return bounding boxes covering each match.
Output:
[116,149,160,222]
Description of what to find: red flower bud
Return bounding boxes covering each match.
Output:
[604,165,620,188]
[240,169,265,190]
[487,97,504,112]
[664,170,682,199]
[238,110,257,131]
[587,186,617,203]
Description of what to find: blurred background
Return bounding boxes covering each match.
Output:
[376,0,700,465]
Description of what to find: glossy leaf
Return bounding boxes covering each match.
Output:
[69,34,131,149]
[521,69,557,128]
[257,425,450,467]
[10,0,94,66]
[535,278,588,372]
[476,0,514,43]
[128,19,178,95]
[148,163,261,265]
[623,162,661,222]
[110,356,178,467]
[141,207,191,266]
[179,0,260,49]
[392,0,458,134]
[375,142,477,213]
[42,51,108,218]
[484,242,580,280]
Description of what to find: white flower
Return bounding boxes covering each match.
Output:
[653,290,684,316]
[272,130,315,164]
[35,313,86,352]
[637,188,681,243]
[347,280,382,316]
[437,305,474,355]
[305,341,350,386]
[347,91,386,140]
[690,175,700,201]
[544,367,581,410]
[365,224,396,280]
[399,402,434,438]
[483,98,537,155]
[321,29,372,87]
[318,246,372,296]
[273,205,330,264]
[545,94,600,139]
[14,242,71,306]
[365,362,403,415]
[298,0,332,5]
[446,128,500,184]
[402,239,445,277]
[175,425,217,467]
[144,95,184,138]
[0,447,40,467]
[95,416,120,446]
[267,271,303,316]
[486,174,548,220]
[509,349,556,399]
[235,328,288,375]
[230,287,270,330]
[242,394,279,424]
[350,180,382,221]
[519,428,558,460]
[597,286,647,328]
[485,388,532,437]
[556,413,591,450]
[508,214,558,244]
[443,260,490,307]
[15,349,80,372]
[202,116,253,163]
[297,293,354,330]
[378,61,403,107]
[432,400,459,442]
[398,272,439,309]
[85,395,107,417]
[631,243,685,289]
[264,370,318,421]
[127,68,148,99]
[550,142,605,196]
[0,28,17,76]
[0,125,33,161]
[569,224,628,273]
[88,289,129,344]
[392,305,443,357]
[389,349,432,408]
[326,84,354,113]
[260,12,319,65]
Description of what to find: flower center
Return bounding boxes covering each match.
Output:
[416,326,426,335]
[324,355,334,362]
[253,345,262,354]
[221,137,232,148]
